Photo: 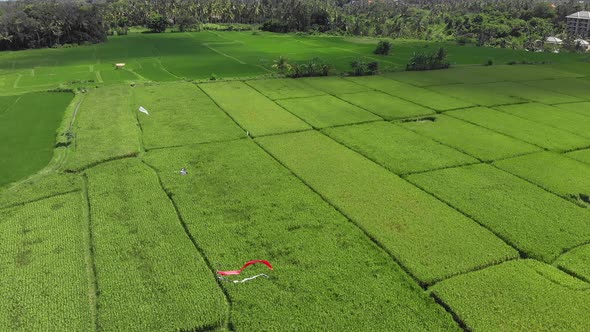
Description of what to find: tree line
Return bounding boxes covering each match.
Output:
[1,0,589,51]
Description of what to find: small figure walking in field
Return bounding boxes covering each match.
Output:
[180,167,188,176]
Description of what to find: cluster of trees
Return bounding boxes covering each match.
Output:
[406,47,450,71]
[0,1,105,51]
[2,0,590,51]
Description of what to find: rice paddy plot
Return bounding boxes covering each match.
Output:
[143,140,460,331]
[480,81,583,104]
[346,76,474,111]
[554,102,590,118]
[407,164,590,262]
[0,172,81,208]
[199,81,310,136]
[336,91,434,120]
[65,86,140,171]
[521,78,590,100]
[427,84,525,106]
[301,76,373,95]
[245,79,325,100]
[430,260,590,331]
[323,121,477,174]
[495,152,590,207]
[257,131,517,285]
[566,148,590,165]
[0,193,92,331]
[0,91,74,187]
[555,245,590,282]
[276,95,381,128]
[448,107,590,151]
[464,64,582,82]
[0,94,19,114]
[133,82,244,149]
[131,58,178,81]
[86,159,227,331]
[494,102,590,139]
[400,114,541,161]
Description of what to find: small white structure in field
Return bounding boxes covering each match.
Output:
[545,36,563,45]
[138,106,149,115]
[115,63,126,69]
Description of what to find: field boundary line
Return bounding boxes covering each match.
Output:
[429,292,472,332]
[555,264,590,284]
[81,174,100,332]
[195,83,248,135]
[202,43,247,65]
[141,160,233,331]
[327,92,386,121]
[130,88,146,153]
[0,189,80,211]
[95,71,103,83]
[244,81,319,129]
[12,74,21,88]
[64,153,139,173]
[145,136,247,152]
[155,57,182,80]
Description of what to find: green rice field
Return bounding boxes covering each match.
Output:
[2,30,590,331]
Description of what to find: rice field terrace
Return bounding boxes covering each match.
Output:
[2,30,590,331]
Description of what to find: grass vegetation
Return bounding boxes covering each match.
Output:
[566,148,590,165]
[276,95,380,128]
[245,79,325,100]
[0,173,81,208]
[86,158,227,331]
[256,131,517,285]
[430,260,590,331]
[447,107,590,151]
[0,193,92,330]
[323,121,477,174]
[143,140,459,330]
[0,91,73,186]
[407,164,590,262]
[199,81,310,137]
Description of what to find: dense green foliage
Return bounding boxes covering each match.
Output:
[408,164,590,262]
[448,107,590,151]
[199,81,310,136]
[0,193,92,330]
[0,1,105,50]
[86,159,227,331]
[406,47,450,71]
[0,91,73,187]
[143,140,460,331]
[431,260,590,331]
[133,82,243,149]
[495,152,590,207]
[323,121,477,175]
[374,40,392,55]
[276,95,380,128]
[65,87,140,171]
[257,131,517,284]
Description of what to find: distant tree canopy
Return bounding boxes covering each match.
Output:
[1,0,589,51]
[0,0,106,51]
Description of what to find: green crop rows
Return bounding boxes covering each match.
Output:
[3,31,590,331]
[143,140,458,330]
[257,131,517,285]
[407,164,590,262]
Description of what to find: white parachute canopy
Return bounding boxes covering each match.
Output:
[138,106,150,115]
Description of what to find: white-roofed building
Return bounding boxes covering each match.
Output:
[567,11,590,37]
